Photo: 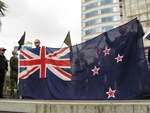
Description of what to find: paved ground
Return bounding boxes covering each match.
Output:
[0,99,150,113]
[0,99,150,104]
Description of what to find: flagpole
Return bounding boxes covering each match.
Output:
[75,44,82,70]
[60,43,64,48]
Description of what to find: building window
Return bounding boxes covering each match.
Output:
[84,38,93,42]
[85,10,98,18]
[85,0,91,2]
[85,2,98,10]
[85,19,99,27]
[101,7,117,14]
[102,16,119,22]
[102,25,117,32]
[85,27,100,35]
[101,0,117,5]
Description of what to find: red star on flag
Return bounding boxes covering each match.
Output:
[106,87,116,99]
[103,48,111,56]
[91,66,100,75]
[115,54,123,63]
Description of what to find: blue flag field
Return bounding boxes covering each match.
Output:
[18,18,150,100]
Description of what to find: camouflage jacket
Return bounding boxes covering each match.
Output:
[10,56,18,77]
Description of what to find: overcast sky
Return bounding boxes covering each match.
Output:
[0,0,81,59]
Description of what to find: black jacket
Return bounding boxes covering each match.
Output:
[0,55,8,72]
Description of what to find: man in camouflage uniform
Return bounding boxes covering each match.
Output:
[10,50,18,98]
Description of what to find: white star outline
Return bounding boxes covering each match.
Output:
[115,54,124,63]
[103,48,111,56]
[91,66,100,75]
[106,87,116,99]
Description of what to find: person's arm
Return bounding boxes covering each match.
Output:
[75,59,81,70]
[104,32,112,47]
[10,57,18,71]
[4,56,8,72]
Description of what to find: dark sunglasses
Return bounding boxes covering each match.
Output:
[34,42,39,44]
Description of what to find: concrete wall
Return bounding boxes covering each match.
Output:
[0,99,150,113]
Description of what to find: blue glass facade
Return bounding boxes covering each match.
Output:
[85,19,99,27]
[102,16,119,22]
[85,10,98,18]
[85,2,98,10]
[101,7,117,14]
[102,25,117,32]
[82,0,122,41]
[85,25,117,35]
[85,27,100,35]
[101,0,117,5]
[85,0,91,2]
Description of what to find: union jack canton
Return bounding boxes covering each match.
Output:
[19,46,72,81]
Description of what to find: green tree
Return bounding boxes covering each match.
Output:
[0,0,7,28]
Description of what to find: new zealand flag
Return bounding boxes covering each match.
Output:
[19,18,150,100]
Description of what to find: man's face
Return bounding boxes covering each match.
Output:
[119,26,127,35]
[34,40,40,47]
[80,52,85,58]
[0,50,5,55]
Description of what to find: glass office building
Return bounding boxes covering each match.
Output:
[81,0,123,42]
[123,0,150,29]
[123,0,150,56]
